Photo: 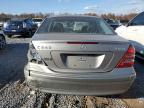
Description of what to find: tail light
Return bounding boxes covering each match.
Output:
[116,45,135,68]
[29,42,44,65]
[23,22,27,28]
[3,22,8,28]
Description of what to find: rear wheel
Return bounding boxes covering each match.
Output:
[0,35,6,49]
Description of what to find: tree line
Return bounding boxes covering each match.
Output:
[0,12,138,22]
[0,13,52,21]
[85,13,137,21]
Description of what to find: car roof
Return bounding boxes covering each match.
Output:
[47,15,100,19]
[33,18,43,19]
[9,18,31,22]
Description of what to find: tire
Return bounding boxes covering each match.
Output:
[0,35,6,49]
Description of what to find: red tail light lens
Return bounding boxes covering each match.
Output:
[116,45,135,68]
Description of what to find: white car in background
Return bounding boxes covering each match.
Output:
[32,18,43,27]
[116,12,144,60]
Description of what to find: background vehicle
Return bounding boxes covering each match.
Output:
[32,18,43,27]
[104,18,121,30]
[116,11,144,60]
[0,32,6,49]
[120,19,129,25]
[0,21,4,30]
[3,19,38,38]
[24,15,136,95]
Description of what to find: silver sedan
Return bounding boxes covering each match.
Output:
[24,15,136,95]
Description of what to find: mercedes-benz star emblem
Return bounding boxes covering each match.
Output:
[80,44,87,49]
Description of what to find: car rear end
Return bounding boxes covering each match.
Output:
[3,20,28,36]
[24,16,136,95]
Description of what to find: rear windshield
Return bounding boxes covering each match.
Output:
[33,19,43,22]
[37,17,115,35]
[7,21,23,25]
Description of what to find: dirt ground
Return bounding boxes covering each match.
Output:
[0,36,144,108]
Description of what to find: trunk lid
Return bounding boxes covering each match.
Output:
[32,33,130,73]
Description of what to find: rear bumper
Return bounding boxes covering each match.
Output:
[24,62,136,95]
[3,29,28,36]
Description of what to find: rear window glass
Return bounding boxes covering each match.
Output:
[33,19,43,22]
[8,21,23,25]
[37,17,115,35]
[130,12,144,26]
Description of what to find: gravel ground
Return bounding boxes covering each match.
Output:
[0,36,144,108]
